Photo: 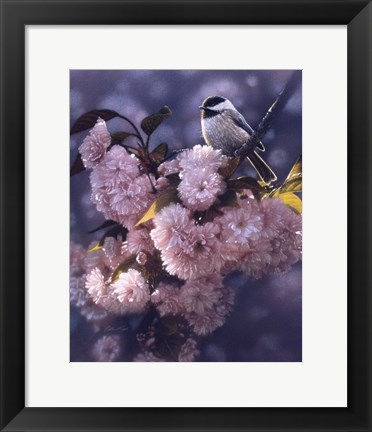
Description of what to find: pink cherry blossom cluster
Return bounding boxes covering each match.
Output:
[71,118,302,361]
[82,120,166,230]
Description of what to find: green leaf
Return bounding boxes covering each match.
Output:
[277,192,302,214]
[88,220,118,234]
[111,131,132,145]
[141,106,172,136]
[165,173,181,186]
[150,143,168,163]
[218,156,241,178]
[70,153,85,176]
[194,208,223,225]
[88,225,128,252]
[227,176,265,192]
[112,255,137,282]
[136,189,179,226]
[70,109,119,135]
[227,176,268,201]
[216,189,239,208]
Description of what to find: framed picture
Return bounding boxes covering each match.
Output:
[1,0,371,431]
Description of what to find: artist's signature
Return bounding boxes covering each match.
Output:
[103,325,129,333]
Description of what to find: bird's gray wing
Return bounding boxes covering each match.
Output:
[232,111,265,151]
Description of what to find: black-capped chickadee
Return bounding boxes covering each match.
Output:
[199,96,277,185]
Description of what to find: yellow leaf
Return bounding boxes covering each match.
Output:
[281,177,302,193]
[286,155,302,180]
[135,189,178,226]
[270,155,302,197]
[278,192,302,214]
[112,255,137,282]
[272,176,302,196]
[88,243,103,252]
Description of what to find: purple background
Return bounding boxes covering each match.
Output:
[70,70,302,362]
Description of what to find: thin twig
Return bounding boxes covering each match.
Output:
[234,70,301,159]
[117,114,146,147]
[146,134,151,150]
[162,148,187,162]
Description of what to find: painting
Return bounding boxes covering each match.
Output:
[70,70,302,362]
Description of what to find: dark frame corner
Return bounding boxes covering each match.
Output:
[1,1,371,431]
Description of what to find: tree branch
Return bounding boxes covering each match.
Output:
[234,70,302,158]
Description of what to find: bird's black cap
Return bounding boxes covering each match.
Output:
[201,96,226,108]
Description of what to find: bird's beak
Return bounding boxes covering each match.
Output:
[199,106,205,110]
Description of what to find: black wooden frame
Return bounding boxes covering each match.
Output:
[1,0,371,431]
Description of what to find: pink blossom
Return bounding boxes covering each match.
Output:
[104,145,140,182]
[85,267,107,303]
[178,339,199,362]
[85,267,129,315]
[160,221,222,280]
[268,226,302,274]
[92,145,140,187]
[151,282,182,316]
[260,198,302,273]
[260,197,296,240]
[102,237,128,270]
[79,118,111,169]
[112,269,150,313]
[109,180,148,214]
[177,144,225,171]
[71,268,108,321]
[178,168,226,211]
[155,176,170,191]
[89,146,143,225]
[90,172,123,224]
[91,334,121,362]
[150,203,193,250]
[181,276,234,335]
[85,238,129,274]
[215,194,265,266]
[237,238,273,278]
[84,243,106,274]
[70,275,89,307]
[127,227,155,255]
[70,242,86,276]
[109,175,155,229]
[218,200,263,246]
[158,159,180,176]
[179,275,223,314]
[215,285,236,317]
[261,200,290,241]
[185,309,225,336]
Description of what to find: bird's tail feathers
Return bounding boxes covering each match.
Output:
[246,151,277,185]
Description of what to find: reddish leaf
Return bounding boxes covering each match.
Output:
[111,131,132,145]
[70,109,119,135]
[141,106,172,136]
[218,156,241,178]
[150,143,168,163]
